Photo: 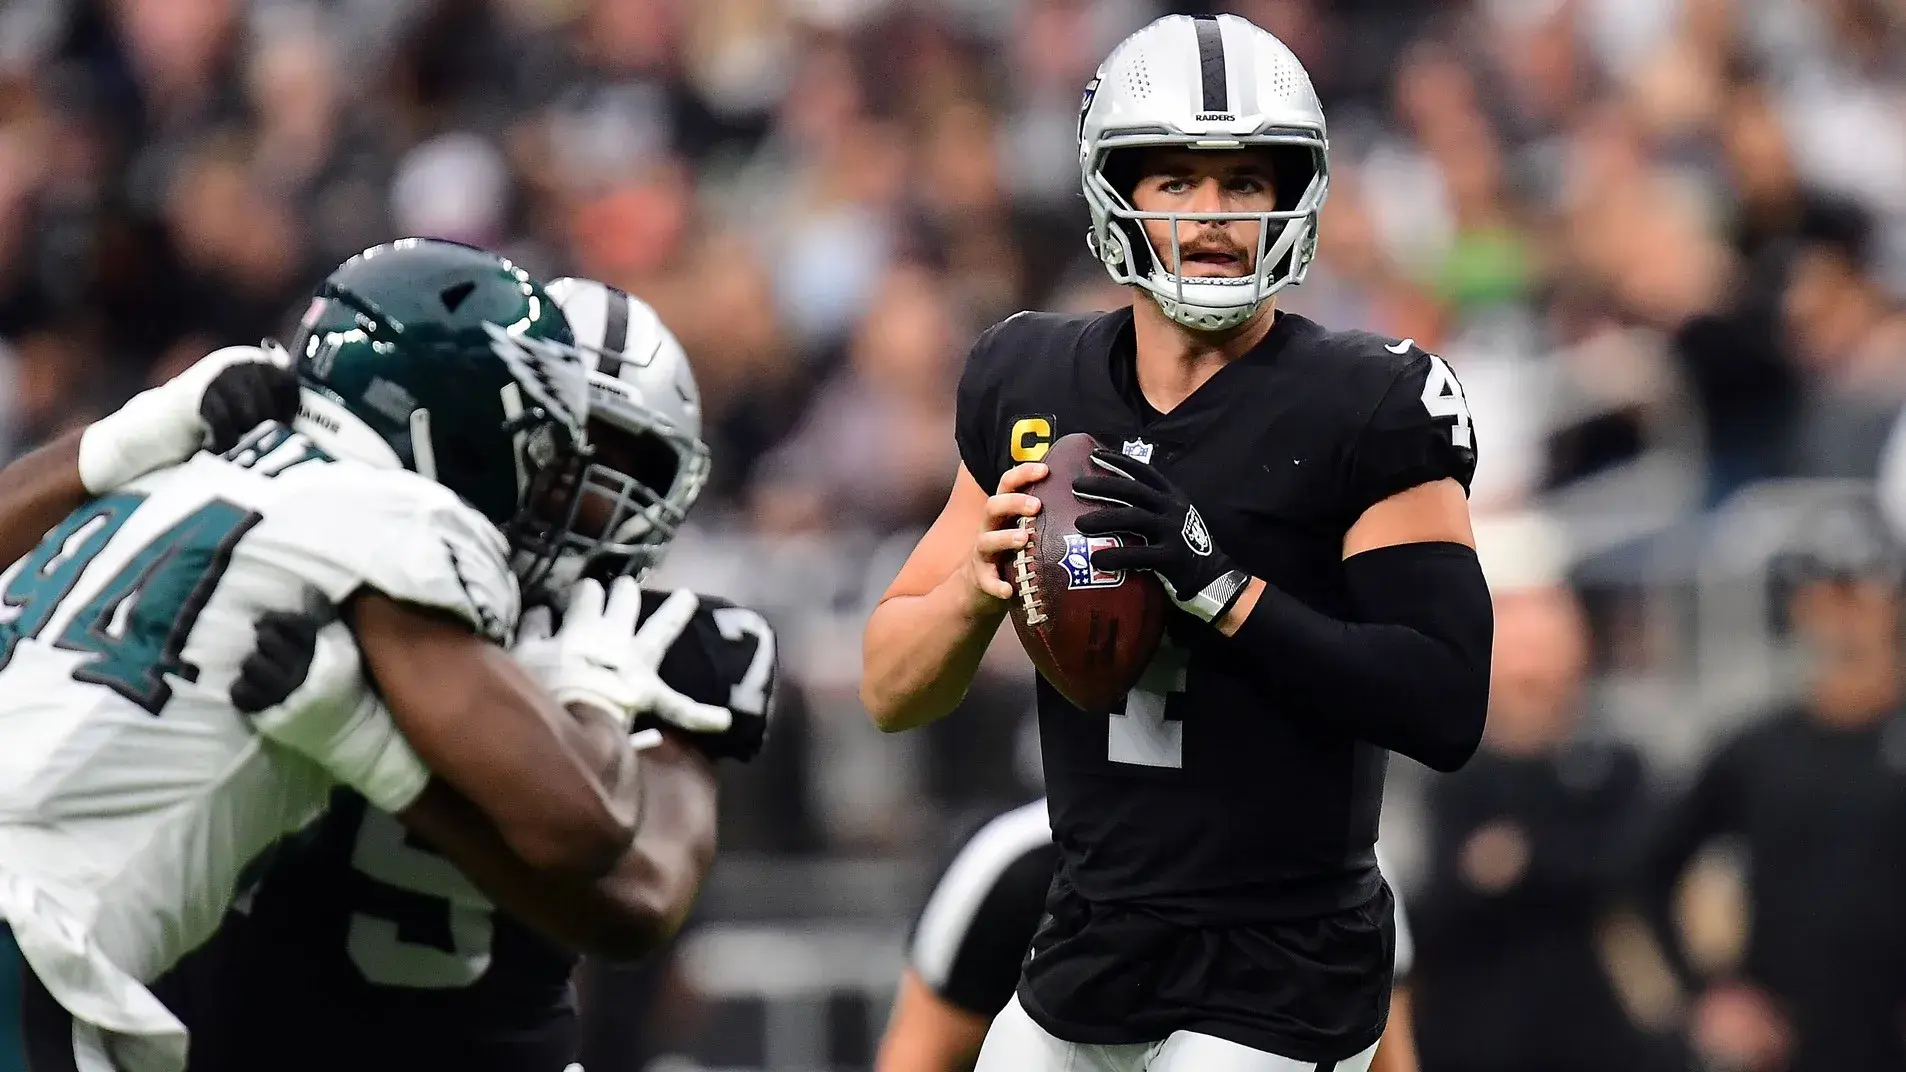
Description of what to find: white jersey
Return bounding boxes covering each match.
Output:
[0,425,517,1068]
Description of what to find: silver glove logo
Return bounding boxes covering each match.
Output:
[1183,506,1213,557]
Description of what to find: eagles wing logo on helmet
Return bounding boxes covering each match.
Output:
[482,322,592,443]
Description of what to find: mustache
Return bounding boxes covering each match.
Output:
[1167,236,1250,261]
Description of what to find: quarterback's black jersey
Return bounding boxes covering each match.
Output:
[954,308,1472,1059]
[185,590,777,1072]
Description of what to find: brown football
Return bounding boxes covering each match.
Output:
[998,432,1167,712]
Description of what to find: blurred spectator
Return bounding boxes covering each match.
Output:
[1786,197,1906,479]
[1640,496,1906,1072]
[389,132,509,250]
[750,260,964,534]
[1412,512,1678,1072]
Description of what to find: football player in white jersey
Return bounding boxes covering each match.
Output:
[173,276,774,1072]
[0,239,733,1072]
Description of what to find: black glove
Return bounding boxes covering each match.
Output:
[1073,448,1251,624]
[200,348,301,453]
[232,592,334,715]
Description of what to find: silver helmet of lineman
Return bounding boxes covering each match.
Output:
[542,276,711,583]
[1079,14,1330,332]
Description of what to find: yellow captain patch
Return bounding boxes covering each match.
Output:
[1009,415,1055,463]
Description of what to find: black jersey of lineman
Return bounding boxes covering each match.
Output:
[196,590,778,1072]
[955,307,1476,927]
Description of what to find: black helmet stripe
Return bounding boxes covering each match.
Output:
[601,285,631,356]
[587,283,632,380]
[1192,15,1227,113]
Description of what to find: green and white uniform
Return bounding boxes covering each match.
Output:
[0,428,517,1071]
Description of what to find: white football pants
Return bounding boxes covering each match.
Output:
[973,995,1380,1072]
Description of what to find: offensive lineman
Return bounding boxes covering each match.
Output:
[0,240,732,1071]
[178,278,778,1072]
[861,14,1489,1072]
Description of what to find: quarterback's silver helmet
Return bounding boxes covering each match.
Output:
[1079,13,1329,332]
[542,276,711,583]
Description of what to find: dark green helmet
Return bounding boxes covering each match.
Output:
[289,237,596,589]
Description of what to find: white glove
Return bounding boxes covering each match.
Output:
[78,343,295,493]
[521,577,734,735]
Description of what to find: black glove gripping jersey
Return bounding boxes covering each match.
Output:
[952,309,1472,1061]
[168,589,778,1072]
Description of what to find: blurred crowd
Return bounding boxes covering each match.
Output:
[6,0,1906,1069]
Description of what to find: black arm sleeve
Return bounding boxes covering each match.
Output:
[1221,541,1491,772]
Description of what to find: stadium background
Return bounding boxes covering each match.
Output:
[4,0,1906,1068]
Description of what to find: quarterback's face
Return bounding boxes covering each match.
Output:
[1129,148,1278,278]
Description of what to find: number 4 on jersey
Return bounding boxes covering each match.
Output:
[1418,352,1474,449]
[1110,639,1189,769]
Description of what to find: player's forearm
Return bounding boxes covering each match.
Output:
[435,680,638,878]
[861,578,1007,732]
[356,594,640,879]
[455,735,714,961]
[398,737,716,960]
[1219,543,1491,772]
[0,431,90,565]
[589,733,719,957]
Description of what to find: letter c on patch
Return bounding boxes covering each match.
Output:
[1010,416,1054,463]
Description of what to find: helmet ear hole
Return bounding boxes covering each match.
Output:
[1102,149,1144,203]
[1266,146,1315,213]
[1117,220,1155,273]
[592,422,681,500]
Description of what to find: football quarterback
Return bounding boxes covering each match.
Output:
[863,14,1488,1072]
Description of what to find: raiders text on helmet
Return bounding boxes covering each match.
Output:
[1079,13,1330,332]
